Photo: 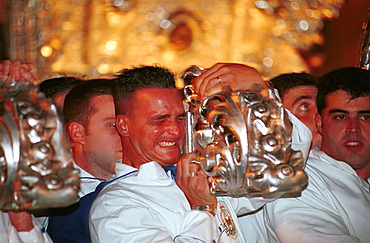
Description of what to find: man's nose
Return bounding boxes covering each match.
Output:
[166,119,181,136]
[345,118,360,133]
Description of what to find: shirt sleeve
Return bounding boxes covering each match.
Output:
[263,178,361,243]
[89,196,221,242]
[9,215,53,243]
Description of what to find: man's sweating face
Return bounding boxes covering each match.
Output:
[122,88,185,167]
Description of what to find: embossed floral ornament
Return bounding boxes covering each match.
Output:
[183,66,308,197]
[0,78,79,210]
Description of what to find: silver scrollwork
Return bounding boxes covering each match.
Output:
[0,78,79,210]
[359,10,370,70]
[182,66,308,197]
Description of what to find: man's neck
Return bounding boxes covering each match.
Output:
[121,153,147,169]
[73,154,112,180]
[356,163,370,181]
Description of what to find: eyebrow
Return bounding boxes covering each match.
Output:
[329,109,370,114]
[328,109,348,114]
[293,95,315,104]
[103,117,116,122]
[150,114,170,121]
[149,113,186,121]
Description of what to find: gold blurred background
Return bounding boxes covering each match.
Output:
[0,0,368,85]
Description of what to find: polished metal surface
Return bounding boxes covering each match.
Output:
[359,10,370,70]
[0,78,79,210]
[182,66,308,197]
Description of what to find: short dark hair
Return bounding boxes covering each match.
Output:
[270,72,319,98]
[317,67,370,114]
[113,65,176,114]
[63,79,114,126]
[39,77,83,99]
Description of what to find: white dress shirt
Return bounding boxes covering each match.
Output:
[0,211,51,243]
[90,161,242,242]
[239,148,370,243]
[75,162,105,197]
[35,161,103,230]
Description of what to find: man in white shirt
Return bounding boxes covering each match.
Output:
[63,79,122,188]
[45,79,122,242]
[240,67,370,242]
[90,66,228,242]
[89,63,312,242]
[270,72,321,149]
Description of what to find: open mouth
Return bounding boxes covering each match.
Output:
[345,141,360,146]
[158,141,176,147]
[344,140,363,150]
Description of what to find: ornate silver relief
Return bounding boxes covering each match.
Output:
[359,10,370,70]
[0,78,79,210]
[183,66,308,197]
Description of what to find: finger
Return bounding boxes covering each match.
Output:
[189,63,223,95]
[19,67,39,84]
[10,60,22,81]
[195,170,210,192]
[21,62,39,82]
[21,62,37,74]
[189,160,200,174]
[194,67,222,96]
[192,63,233,97]
[21,62,36,72]
[203,72,243,96]
[176,153,196,183]
[20,67,40,85]
[203,76,228,97]
[0,60,12,78]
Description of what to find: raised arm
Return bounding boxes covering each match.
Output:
[190,62,269,97]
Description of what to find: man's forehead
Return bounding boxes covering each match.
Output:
[325,91,370,110]
[132,87,181,100]
[90,94,114,110]
[130,87,183,110]
[285,85,317,96]
[326,90,370,101]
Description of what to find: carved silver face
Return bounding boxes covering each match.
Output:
[183,67,308,197]
[0,79,79,210]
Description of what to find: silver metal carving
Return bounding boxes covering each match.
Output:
[182,66,308,197]
[0,78,79,210]
[359,10,370,70]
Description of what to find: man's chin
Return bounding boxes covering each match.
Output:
[156,156,180,166]
[155,149,181,161]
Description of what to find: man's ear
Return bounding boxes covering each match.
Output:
[116,115,129,137]
[315,113,323,135]
[65,122,85,144]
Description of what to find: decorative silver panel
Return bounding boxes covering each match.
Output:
[0,78,79,210]
[183,68,308,197]
[359,10,370,70]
